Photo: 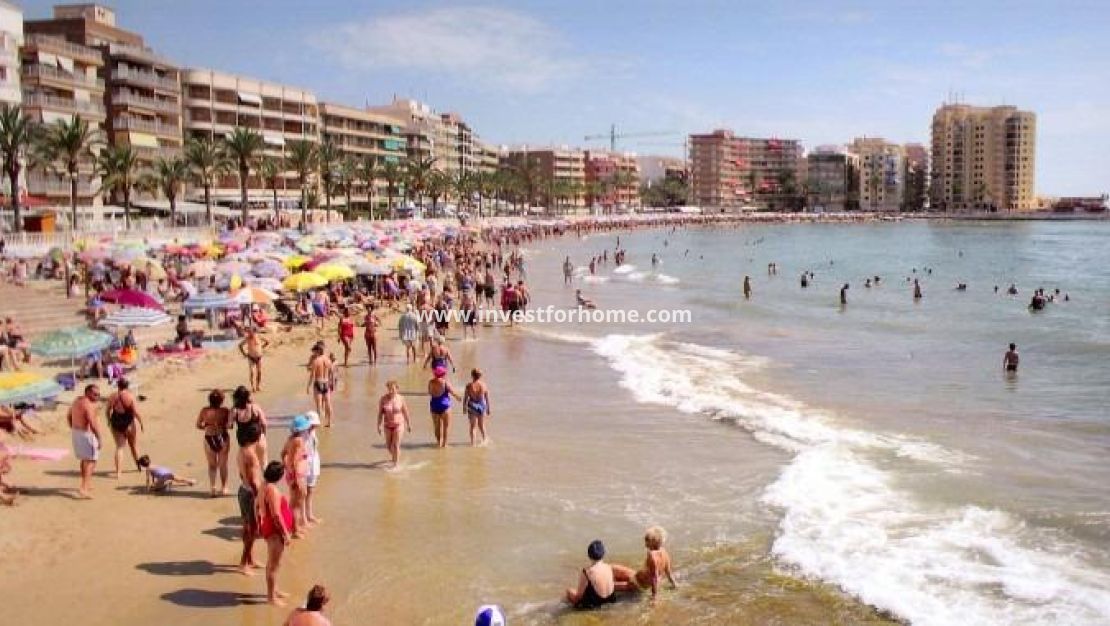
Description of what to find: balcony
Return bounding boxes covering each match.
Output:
[23,64,105,90]
[111,67,180,92]
[24,34,103,66]
[111,90,180,115]
[23,93,107,118]
[26,173,99,196]
[116,116,181,138]
[107,42,176,69]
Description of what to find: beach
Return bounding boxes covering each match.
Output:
[3,217,1110,625]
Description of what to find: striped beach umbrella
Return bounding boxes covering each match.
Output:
[0,372,63,405]
[232,287,278,305]
[30,327,113,360]
[99,307,173,329]
[183,291,236,312]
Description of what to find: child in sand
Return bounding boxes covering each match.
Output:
[138,455,196,492]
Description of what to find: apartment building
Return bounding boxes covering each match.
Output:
[0,1,20,107]
[502,146,587,209]
[903,143,928,212]
[26,4,183,169]
[849,137,905,212]
[585,150,640,210]
[930,103,1036,212]
[19,33,105,206]
[367,98,485,174]
[476,142,500,175]
[319,101,407,213]
[689,130,802,210]
[805,146,859,212]
[181,67,318,208]
[637,155,686,184]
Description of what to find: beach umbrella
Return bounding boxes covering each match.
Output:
[177,280,198,297]
[30,327,113,360]
[189,260,216,277]
[392,255,426,273]
[283,255,311,270]
[99,307,173,329]
[0,372,64,405]
[243,276,283,292]
[232,287,278,306]
[315,264,355,282]
[282,272,327,292]
[252,260,289,279]
[141,260,167,280]
[216,260,252,276]
[99,289,164,311]
[183,291,236,312]
[45,247,65,262]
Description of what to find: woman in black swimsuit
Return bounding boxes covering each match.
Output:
[106,378,144,480]
[231,386,268,464]
[195,389,231,496]
[564,540,638,609]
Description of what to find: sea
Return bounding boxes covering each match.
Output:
[288,219,1110,625]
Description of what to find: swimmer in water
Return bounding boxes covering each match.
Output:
[575,289,596,310]
[743,276,752,299]
[1003,343,1019,372]
[840,283,849,305]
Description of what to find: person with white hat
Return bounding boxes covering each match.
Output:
[303,411,323,526]
[282,414,311,537]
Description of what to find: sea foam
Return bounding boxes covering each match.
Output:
[589,334,1110,626]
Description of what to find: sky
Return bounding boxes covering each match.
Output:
[17,0,1110,195]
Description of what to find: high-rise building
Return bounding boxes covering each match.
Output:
[0,1,22,108]
[849,137,905,212]
[367,98,484,175]
[319,101,407,213]
[930,103,1036,212]
[26,4,184,170]
[637,155,686,184]
[585,150,640,210]
[502,147,587,210]
[805,146,859,212]
[476,142,500,176]
[689,130,802,210]
[181,67,318,209]
[902,143,928,212]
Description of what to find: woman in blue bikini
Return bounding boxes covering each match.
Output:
[427,366,461,448]
[463,369,491,446]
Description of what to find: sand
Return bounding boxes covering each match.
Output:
[0,316,386,626]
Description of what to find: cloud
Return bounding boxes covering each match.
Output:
[937,42,1015,70]
[310,6,582,93]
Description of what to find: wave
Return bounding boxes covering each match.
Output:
[654,273,680,285]
[589,334,1110,626]
[581,275,609,284]
[612,264,637,274]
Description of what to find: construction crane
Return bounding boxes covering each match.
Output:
[584,124,676,152]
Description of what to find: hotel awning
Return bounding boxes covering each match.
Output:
[263,134,285,147]
[128,132,159,148]
[237,91,262,106]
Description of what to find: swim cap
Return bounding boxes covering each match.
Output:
[304,411,321,427]
[434,366,447,378]
[474,605,506,626]
[291,414,311,433]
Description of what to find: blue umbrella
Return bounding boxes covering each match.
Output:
[30,327,113,360]
[183,291,236,312]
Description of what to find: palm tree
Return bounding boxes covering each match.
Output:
[223,127,265,223]
[381,161,404,219]
[0,106,36,233]
[316,140,341,221]
[403,156,436,211]
[38,115,101,231]
[453,170,474,214]
[96,144,142,230]
[336,156,358,219]
[145,156,189,225]
[184,136,229,226]
[511,155,544,210]
[257,156,282,221]
[285,140,316,228]
[427,170,452,217]
[359,157,380,219]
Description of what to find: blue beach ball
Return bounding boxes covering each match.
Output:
[474,604,506,626]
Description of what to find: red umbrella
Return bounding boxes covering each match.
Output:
[99,289,164,311]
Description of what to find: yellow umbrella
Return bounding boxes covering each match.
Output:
[392,255,426,273]
[315,264,355,282]
[0,372,46,390]
[142,260,167,280]
[282,272,328,292]
[283,255,311,269]
[229,273,244,290]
